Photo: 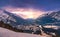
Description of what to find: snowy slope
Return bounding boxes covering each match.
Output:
[0,27,41,37]
[35,11,60,25]
[0,9,27,26]
[0,9,16,25]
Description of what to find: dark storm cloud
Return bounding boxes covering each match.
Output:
[0,0,60,11]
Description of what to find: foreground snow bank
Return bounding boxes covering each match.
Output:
[0,27,41,37]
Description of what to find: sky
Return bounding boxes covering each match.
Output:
[0,0,60,19]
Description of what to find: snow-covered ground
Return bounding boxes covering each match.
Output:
[0,27,41,37]
[44,25,60,30]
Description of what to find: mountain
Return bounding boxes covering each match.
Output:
[0,9,60,26]
[35,11,60,26]
[3,10,27,26]
[49,11,60,21]
[0,9,38,26]
[25,19,35,25]
[0,9,26,26]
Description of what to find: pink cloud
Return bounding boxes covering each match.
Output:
[2,6,46,19]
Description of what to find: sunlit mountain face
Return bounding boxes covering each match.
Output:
[3,7,46,19]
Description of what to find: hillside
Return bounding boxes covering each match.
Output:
[35,11,60,25]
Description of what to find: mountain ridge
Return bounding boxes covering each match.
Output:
[35,11,60,26]
[0,9,60,26]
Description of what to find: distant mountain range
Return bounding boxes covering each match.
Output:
[0,9,60,26]
[35,11,60,26]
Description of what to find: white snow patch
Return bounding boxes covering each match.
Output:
[0,27,42,37]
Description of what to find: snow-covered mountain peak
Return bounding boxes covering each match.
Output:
[0,10,16,24]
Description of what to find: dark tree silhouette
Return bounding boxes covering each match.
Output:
[0,21,23,32]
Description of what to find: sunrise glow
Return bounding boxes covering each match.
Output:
[3,7,45,19]
[11,9,45,19]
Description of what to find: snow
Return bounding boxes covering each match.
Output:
[0,27,41,37]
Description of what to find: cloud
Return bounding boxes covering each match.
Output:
[0,0,60,11]
[2,6,46,19]
[0,0,34,8]
[0,0,60,19]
